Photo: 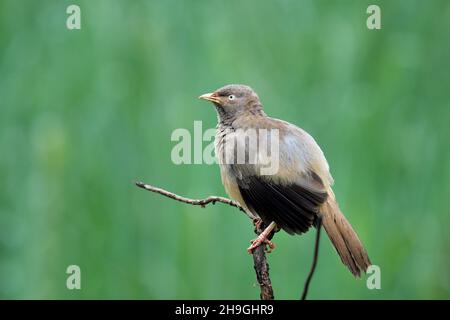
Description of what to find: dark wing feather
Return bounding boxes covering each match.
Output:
[238,176,328,235]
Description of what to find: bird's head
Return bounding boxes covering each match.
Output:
[199,84,264,122]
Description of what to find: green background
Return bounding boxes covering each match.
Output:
[1,0,449,299]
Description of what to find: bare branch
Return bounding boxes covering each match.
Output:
[135,182,245,212]
[301,216,323,300]
[135,181,272,300]
[135,180,320,300]
[252,221,274,300]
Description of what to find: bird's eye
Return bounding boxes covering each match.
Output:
[228,95,235,101]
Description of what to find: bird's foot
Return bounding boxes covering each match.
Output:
[248,221,277,254]
[252,218,264,232]
[247,236,276,254]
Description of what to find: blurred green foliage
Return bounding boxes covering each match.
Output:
[0,0,449,299]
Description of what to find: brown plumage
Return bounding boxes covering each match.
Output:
[321,190,371,277]
[199,84,371,277]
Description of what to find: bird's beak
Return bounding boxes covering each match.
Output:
[198,92,221,104]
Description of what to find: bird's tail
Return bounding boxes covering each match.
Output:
[320,193,371,277]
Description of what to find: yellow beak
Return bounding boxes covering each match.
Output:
[198,92,221,104]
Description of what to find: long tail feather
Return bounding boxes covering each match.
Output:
[320,196,371,277]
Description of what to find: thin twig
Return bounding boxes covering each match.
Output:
[136,181,319,300]
[135,182,245,212]
[135,181,272,300]
[301,215,323,300]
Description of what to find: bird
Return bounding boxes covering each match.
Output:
[199,84,371,277]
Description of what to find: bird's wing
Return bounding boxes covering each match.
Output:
[236,172,328,234]
[218,117,333,234]
[271,117,334,189]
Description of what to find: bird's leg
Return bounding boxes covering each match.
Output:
[247,221,277,254]
[252,218,264,233]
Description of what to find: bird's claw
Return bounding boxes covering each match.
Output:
[247,236,276,254]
